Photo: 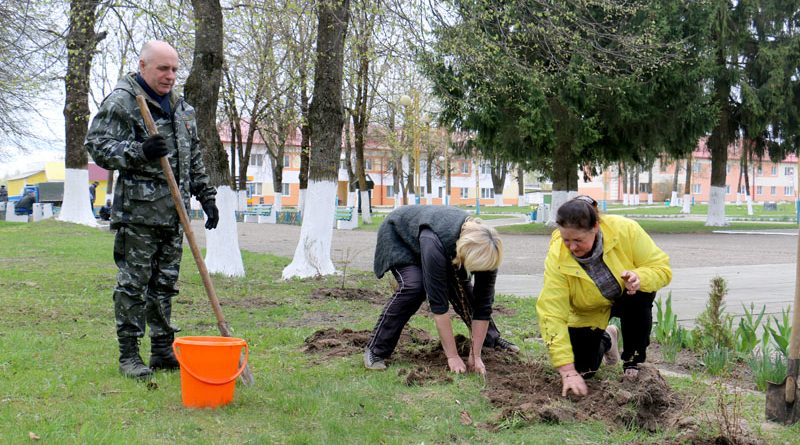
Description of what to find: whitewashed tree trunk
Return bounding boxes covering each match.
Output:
[549,190,572,226]
[394,193,401,208]
[237,190,248,212]
[274,193,283,212]
[204,186,244,277]
[494,195,503,207]
[634,194,640,205]
[647,193,653,204]
[408,193,416,205]
[359,190,372,224]
[746,194,754,215]
[58,169,99,227]
[705,186,728,226]
[670,191,679,207]
[681,193,691,214]
[298,189,307,213]
[735,193,742,205]
[426,194,433,205]
[622,193,629,206]
[517,195,526,206]
[282,180,337,278]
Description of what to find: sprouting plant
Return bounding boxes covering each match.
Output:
[695,276,734,350]
[660,329,683,363]
[654,292,680,344]
[747,346,787,391]
[766,306,792,357]
[701,346,732,376]
[734,303,766,356]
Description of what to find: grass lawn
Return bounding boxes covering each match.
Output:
[1,220,797,444]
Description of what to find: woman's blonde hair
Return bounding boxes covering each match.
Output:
[453,218,503,272]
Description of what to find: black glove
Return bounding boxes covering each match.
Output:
[142,134,169,161]
[202,199,219,230]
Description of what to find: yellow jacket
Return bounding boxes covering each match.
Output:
[536,214,672,368]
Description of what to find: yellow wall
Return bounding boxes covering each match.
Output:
[7,171,48,197]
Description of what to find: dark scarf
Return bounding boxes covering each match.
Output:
[135,73,171,116]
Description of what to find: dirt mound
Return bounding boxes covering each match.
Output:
[310,287,388,305]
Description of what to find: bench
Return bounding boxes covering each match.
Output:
[32,203,54,222]
[276,209,302,225]
[243,204,275,224]
[335,206,358,230]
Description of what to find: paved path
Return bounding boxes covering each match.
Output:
[191,217,798,327]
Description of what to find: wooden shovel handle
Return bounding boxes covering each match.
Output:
[135,95,254,385]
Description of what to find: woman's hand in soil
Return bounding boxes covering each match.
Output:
[558,364,588,396]
[447,356,467,373]
[467,355,486,375]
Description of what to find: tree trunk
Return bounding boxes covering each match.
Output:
[647,164,653,204]
[671,160,680,207]
[517,165,525,206]
[682,155,692,214]
[184,0,243,276]
[61,0,104,226]
[283,0,350,279]
[490,160,507,207]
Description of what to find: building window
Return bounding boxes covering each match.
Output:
[639,183,651,193]
[249,154,264,167]
[757,166,763,175]
[771,166,778,175]
[246,182,263,197]
[785,167,794,176]
[281,183,290,195]
[439,186,446,198]
[785,186,794,196]
[659,161,668,173]
[386,185,394,197]
[460,188,469,199]
[725,163,731,173]
[692,163,701,173]
[725,185,730,194]
[756,186,763,195]
[460,162,469,174]
[364,158,372,170]
[283,155,290,168]
[480,162,491,175]
[771,186,776,195]
[481,188,494,199]
[692,184,701,194]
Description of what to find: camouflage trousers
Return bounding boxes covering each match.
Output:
[113,224,183,339]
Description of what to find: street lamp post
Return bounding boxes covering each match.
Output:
[438,148,453,206]
[399,91,421,204]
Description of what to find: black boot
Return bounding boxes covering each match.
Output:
[149,334,179,371]
[118,337,153,379]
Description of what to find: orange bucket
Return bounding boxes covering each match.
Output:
[172,336,249,408]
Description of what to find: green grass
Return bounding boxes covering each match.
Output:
[1,220,797,444]
[607,202,797,218]
[497,219,797,235]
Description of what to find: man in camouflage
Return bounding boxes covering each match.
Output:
[85,40,219,379]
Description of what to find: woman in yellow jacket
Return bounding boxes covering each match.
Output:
[536,196,672,397]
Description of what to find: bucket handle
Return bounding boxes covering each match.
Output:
[173,342,249,386]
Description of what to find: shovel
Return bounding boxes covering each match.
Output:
[765,222,800,423]
[135,95,254,386]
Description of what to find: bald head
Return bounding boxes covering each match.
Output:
[138,40,179,95]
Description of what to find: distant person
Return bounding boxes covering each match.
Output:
[365,206,518,375]
[89,181,99,211]
[537,195,672,397]
[15,191,36,215]
[85,40,219,380]
[98,199,112,221]
[0,185,7,202]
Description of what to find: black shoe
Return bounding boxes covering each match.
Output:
[118,337,153,379]
[149,334,180,371]
[495,337,520,353]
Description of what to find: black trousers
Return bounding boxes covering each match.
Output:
[367,265,501,358]
[569,290,656,376]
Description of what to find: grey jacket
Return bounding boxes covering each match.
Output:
[85,73,215,228]
[373,206,469,279]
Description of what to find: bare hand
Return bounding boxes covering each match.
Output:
[447,356,466,373]
[561,373,588,397]
[621,270,640,295]
[467,355,486,375]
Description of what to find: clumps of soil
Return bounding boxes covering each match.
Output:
[311,287,388,305]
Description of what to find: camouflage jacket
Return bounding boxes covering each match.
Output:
[85,73,216,228]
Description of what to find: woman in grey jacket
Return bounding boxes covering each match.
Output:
[366,206,517,374]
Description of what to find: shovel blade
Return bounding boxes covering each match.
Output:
[766,378,800,424]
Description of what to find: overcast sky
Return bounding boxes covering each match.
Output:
[0,99,65,180]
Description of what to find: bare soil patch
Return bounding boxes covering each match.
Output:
[311,287,388,305]
[302,327,729,438]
